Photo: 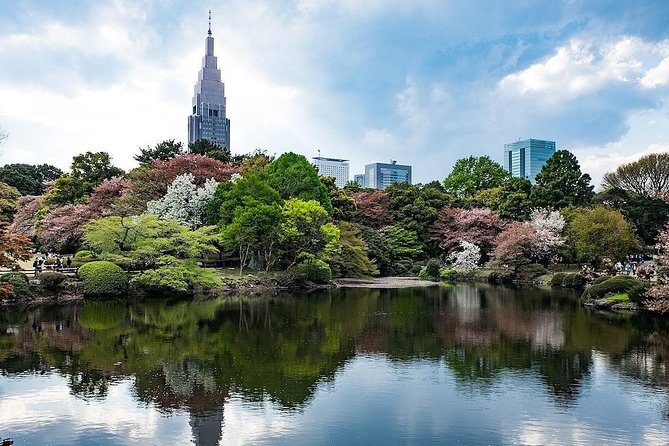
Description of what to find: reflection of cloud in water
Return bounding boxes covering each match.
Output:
[220,396,295,445]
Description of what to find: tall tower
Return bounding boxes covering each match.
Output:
[188,11,231,149]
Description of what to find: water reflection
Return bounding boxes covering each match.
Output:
[1,284,669,444]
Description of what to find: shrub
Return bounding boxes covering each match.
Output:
[131,261,221,293]
[410,264,423,276]
[592,275,612,285]
[43,258,55,266]
[582,276,645,300]
[77,261,128,296]
[0,283,15,300]
[562,273,586,288]
[74,250,94,260]
[487,269,515,284]
[644,285,669,313]
[425,259,441,279]
[550,272,566,286]
[0,273,31,299]
[516,263,547,281]
[294,259,332,284]
[39,271,68,290]
[440,268,458,282]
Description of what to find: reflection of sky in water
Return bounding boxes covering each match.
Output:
[4,354,668,445]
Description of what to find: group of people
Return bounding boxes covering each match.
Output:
[32,253,73,276]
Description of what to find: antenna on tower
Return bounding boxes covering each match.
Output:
[208,10,212,36]
[318,149,321,157]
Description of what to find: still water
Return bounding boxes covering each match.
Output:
[1,284,669,445]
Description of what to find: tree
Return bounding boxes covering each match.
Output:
[0,163,64,195]
[383,225,423,265]
[188,139,231,163]
[84,214,183,254]
[595,187,669,245]
[71,151,124,188]
[448,241,481,272]
[566,206,638,265]
[265,152,333,213]
[43,175,90,207]
[386,182,449,242]
[329,222,378,278]
[321,176,356,222]
[0,221,31,268]
[0,182,21,221]
[233,148,274,174]
[147,173,218,228]
[431,207,504,259]
[8,195,42,241]
[134,139,184,166]
[352,190,393,228]
[206,172,282,226]
[278,199,337,266]
[442,156,510,200]
[602,153,669,199]
[531,150,594,209]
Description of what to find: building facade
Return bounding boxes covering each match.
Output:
[365,161,412,190]
[312,157,349,188]
[504,138,556,183]
[188,14,231,149]
[353,174,365,187]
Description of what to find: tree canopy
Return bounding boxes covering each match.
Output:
[602,153,669,199]
[0,163,63,195]
[188,139,231,163]
[531,150,594,209]
[443,156,510,200]
[134,139,184,165]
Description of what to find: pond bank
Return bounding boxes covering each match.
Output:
[334,277,440,288]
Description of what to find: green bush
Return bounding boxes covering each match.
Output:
[131,262,221,293]
[43,258,55,266]
[74,250,94,260]
[592,275,612,285]
[487,269,515,284]
[516,263,547,281]
[295,259,332,284]
[582,276,645,300]
[440,268,458,282]
[410,264,423,276]
[550,272,566,286]
[39,271,68,290]
[425,259,441,280]
[77,261,128,296]
[0,273,31,299]
[562,273,586,288]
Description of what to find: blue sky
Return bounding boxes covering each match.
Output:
[1,0,668,185]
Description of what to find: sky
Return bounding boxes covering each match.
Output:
[1,0,669,186]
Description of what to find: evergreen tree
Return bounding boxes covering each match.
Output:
[531,150,594,209]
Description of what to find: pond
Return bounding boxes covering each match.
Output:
[1,284,669,445]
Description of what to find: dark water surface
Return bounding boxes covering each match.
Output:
[2,284,669,445]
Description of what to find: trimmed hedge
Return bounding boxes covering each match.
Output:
[582,276,645,301]
[487,269,515,284]
[295,259,332,284]
[562,273,586,288]
[592,275,612,285]
[550,272,566,286]
[39,271,67,290]
[440,268,458,282]
[0,272,31,299]
[517,263,547,281]
[77,261,128,296]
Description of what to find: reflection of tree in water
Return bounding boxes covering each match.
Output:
[537,349,591,406]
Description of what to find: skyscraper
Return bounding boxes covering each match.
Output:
[365,161,412,190]
[312,157,349,188]
[188,12,231,149]
[504,138,556,183]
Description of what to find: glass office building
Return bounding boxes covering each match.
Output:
[365,161,412,190]
[188,15,231,149]
[504,139,556,183]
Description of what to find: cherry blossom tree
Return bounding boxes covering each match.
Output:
[352,190,394,228]
[147,173,218,228]
[431,207,504,258]
[447,241,481,271]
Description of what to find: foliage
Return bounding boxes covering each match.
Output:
[75,250,94,260]
[293,256,332,284]
[131,259,221,293]
[562,273,586,288]
[207,172,281,226]
[440,268,458,282]
[329,222,378,278]
[265,152,332,213]
[383,224,423,265]
[0,272,31,299]
[566,206,638,265]
[71,151,124,190]
[0,282,14,299]
[188,139,231,163]
[0,221,31,268]
[234,148,275,174]
[643,285,669,313]
[443,156,510,200]
[43,174,91,207]
[531,150,594,209]
[422,259,441,280]
[386,182,449,241]
[84,214,184,254]
[77,261,128,296]
[279,199,337,266]
[432,207,503,258]
[602,153,669,199]
[0,163,63,195]
[0,181,21,221]
[447,241,481,272]
[582,276,645,300]
[357,225,393,276]
[8,195,42,240]
[352,190,393,228]
[516,263,547,281]
[147,173,218,228]
[594,187,669,245]
[39,271,68,290]
[134,139,184,165]
[321,176,356,222]
[550,272,566,286]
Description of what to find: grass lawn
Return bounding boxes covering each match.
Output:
[604,293,630,303]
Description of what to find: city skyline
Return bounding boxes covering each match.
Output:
[1,1,669,186]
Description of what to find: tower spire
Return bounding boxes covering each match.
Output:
[208,10,212,36]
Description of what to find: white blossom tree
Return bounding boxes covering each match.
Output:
[529,208,565,260]
[147,173,218,228]
[447,241,481,272]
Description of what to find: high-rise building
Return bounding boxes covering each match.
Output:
[365,161,412,190]
[353,174,365,187]
[188,12,231,149]
[312,157,349,188]
[504,138,556,183]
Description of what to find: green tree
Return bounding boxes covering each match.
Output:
[134,139,184,166]
[188,139,231,163]
[0,182,21,221]
[265,152,333,213]
[443,156,510,200]
[232,148,274,173]
[321,176,356,222]
[531,150,594,209]
[0,163,63,195]
[386,182,449,243]
[279,199,337,266]
[206,173,282,226]
[84,214,184,254]
[43,175,90,207]
[71,151,124,188]
[566,206,638,265]
[602,153,669,198]
[329,222,379,278]
[383,224,423,268]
